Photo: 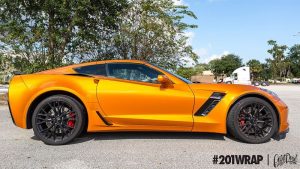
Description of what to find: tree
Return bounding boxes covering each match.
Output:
[0,0,128,73]
[247,59,262,81]
[209,54,242,78]
[105,0,199,70]
[176,63,209,79]
[176,67,196,79]
[267,40,290,80]
[260,62,272,81]
[288,44,300,77]
[209,58,223,78]
[0,0,198,73]
[194,63,209,75]
[221,54,242,76]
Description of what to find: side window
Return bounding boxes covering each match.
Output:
[107,63,163,83]
[233,73,238,80]
[74,64,106,76]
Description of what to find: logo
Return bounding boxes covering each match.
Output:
[273,153,297,168]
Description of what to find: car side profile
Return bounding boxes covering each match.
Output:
[8,60,289,145]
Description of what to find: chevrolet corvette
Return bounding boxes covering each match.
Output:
[8,60,289,145]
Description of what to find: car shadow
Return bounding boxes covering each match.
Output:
[68,132,227,145]
[30,132,280,145]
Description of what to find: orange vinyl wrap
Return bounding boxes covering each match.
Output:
[8,60,289,134]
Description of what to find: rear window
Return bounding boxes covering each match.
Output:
[73,64,106,76]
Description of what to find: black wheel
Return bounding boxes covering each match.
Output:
[226,81,232,84]
[227,97,278,144]
[32,95,86,145]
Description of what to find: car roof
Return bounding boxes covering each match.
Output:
[36,60,148,74]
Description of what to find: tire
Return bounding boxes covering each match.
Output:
[227,97,278,144]
[226,81,232,84]
[32,95,86,145]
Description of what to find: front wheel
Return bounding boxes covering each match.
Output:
[227,97,278,144]
[32,95,86,145]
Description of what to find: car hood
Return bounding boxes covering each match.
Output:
[188,83,283,105]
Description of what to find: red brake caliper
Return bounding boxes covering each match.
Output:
[239,118,245,127]
[67,112,75,128]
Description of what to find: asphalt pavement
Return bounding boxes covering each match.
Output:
[0,85,299,169]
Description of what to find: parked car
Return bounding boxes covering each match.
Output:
[252,81,270,86]
[292,78,300,84]
[8,60,289,145]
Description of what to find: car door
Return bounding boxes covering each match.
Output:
[96,63,195,131]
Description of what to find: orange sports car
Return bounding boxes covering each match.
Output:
[8,60,289,145]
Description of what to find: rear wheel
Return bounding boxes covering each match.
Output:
[32,95,86,145]
[227,97,278,144]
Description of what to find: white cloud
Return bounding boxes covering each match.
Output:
[183,31,195,46]
[181,49,231,67]
[204,51,230,63]
[208,0,225,3]
[181,56,196,67]
[195,48,230,63]
[172,0,185,6]
[195,48,208,57]
[179,31,197,67]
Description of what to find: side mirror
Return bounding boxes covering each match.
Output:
[157,75,172,86]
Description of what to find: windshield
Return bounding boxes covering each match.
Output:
[152,64,192,84]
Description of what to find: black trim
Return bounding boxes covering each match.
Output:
[96,111,112,126]
[7,94,16,125]
[13,71,23,75]
[194,92,226,116]
[274,128,289,141]
[105,63,110,76]
[65,73,94,77]
[73,63,107,76]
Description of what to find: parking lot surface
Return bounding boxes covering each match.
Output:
[0,85,299,168]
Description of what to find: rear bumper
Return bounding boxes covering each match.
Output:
[7,98,16,125]
[7,87,16,125]
[8,75,29,128]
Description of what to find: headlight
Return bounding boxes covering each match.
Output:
[260,88,279,99]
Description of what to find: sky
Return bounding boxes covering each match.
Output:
[173,0,300,65]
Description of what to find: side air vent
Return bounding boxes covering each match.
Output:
[96,111,112,126]
[194,92,226,116]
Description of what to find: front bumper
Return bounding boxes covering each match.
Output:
[278,103,289,133]
[274,128,289,140]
